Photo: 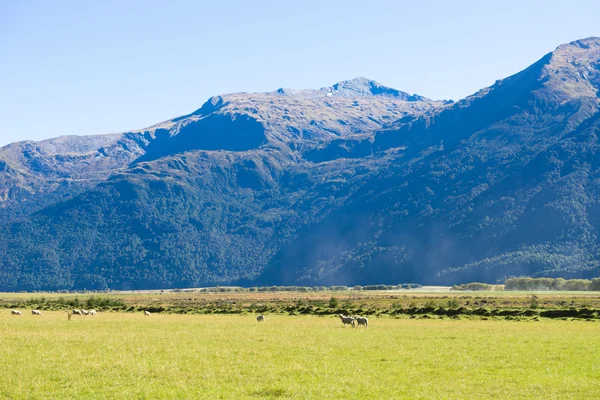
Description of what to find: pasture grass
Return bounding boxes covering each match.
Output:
[0,312,598,399]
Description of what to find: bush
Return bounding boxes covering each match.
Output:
[530,295,539,309]
[329,296,339,308]
[447,299,460,309]
[85,296,126,308]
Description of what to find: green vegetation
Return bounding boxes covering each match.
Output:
[529,295,539,309]
[328,296,339,308]
[451,282,502,291]
[2,289,600,321]
[0,312,598,399]
[198,284,422,293]
[3,40,600,292]
[450,278,600,292]
[505,277,600,291]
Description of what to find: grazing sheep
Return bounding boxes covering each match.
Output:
[81,309,90,316]
[88,309,97,316]
[72,309,82,315]
[32,310,42,316]
[356,316,368,328]
[144,311,151,316]
[338,314,355,327]
[11,310,22,316]
[256,314,265,322]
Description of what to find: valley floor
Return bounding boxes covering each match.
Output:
[0,312,598,399]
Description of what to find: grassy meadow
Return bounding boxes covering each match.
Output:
[1,310,599,399]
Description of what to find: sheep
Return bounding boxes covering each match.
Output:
[88,309,97,316]
[338,314,355,327]
[256,314,265,322]
[355,316,368,328]
[31,310,42,316]
[144,311,151,316]
[81,309,90,316]
[72,309,82,315]
[11,310,22,316]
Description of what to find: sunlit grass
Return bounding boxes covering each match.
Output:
[0,312,598,399]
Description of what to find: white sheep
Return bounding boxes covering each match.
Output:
[88,309,97,316]
[256,314,265,322]
[81,309,90,316]
[72,309,82,315]
[338,314,355,327]
[144,311,151,316]
[31,310,42,316]
[11,310,22,316]
[355,316,368,328]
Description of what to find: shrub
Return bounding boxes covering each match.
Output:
[530,295,539,309]
[85,296,126,308]
[329,296,339,309]
[447,299,460,309]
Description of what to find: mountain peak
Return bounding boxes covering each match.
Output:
[275,77,431,102]
[558,36,600,51]
[551,36,600,61]
[537,36,600,99]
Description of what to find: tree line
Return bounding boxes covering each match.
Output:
[195,283,422,293]
[452,278,600,291]
[503,277,600,291]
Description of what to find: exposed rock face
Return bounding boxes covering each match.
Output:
[0,78,439,223]
[275,77,432,101]
[1,38,600,291]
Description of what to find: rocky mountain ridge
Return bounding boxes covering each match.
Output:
[0,38,599,290]
[0,78,440,224]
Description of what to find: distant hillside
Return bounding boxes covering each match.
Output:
[1,39,600,290]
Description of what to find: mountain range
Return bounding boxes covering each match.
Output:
[1,38,599,291]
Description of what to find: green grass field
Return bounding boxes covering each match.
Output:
[1,311,598,399]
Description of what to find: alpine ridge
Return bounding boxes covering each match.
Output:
[1,37,600,291]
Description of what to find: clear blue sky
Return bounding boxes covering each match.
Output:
[1,0,598,146]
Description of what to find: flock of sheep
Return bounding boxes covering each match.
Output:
[10,310,369,327]
[337,314,368,328]
[10,309,98,318]
[11,309,153,318]
[255,313,368,327]
[11,309,44,316]
[70,309,97,316]
[256,313,368,327]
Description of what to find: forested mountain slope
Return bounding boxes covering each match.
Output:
[263,37,600,285]
[1,39,599,290]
